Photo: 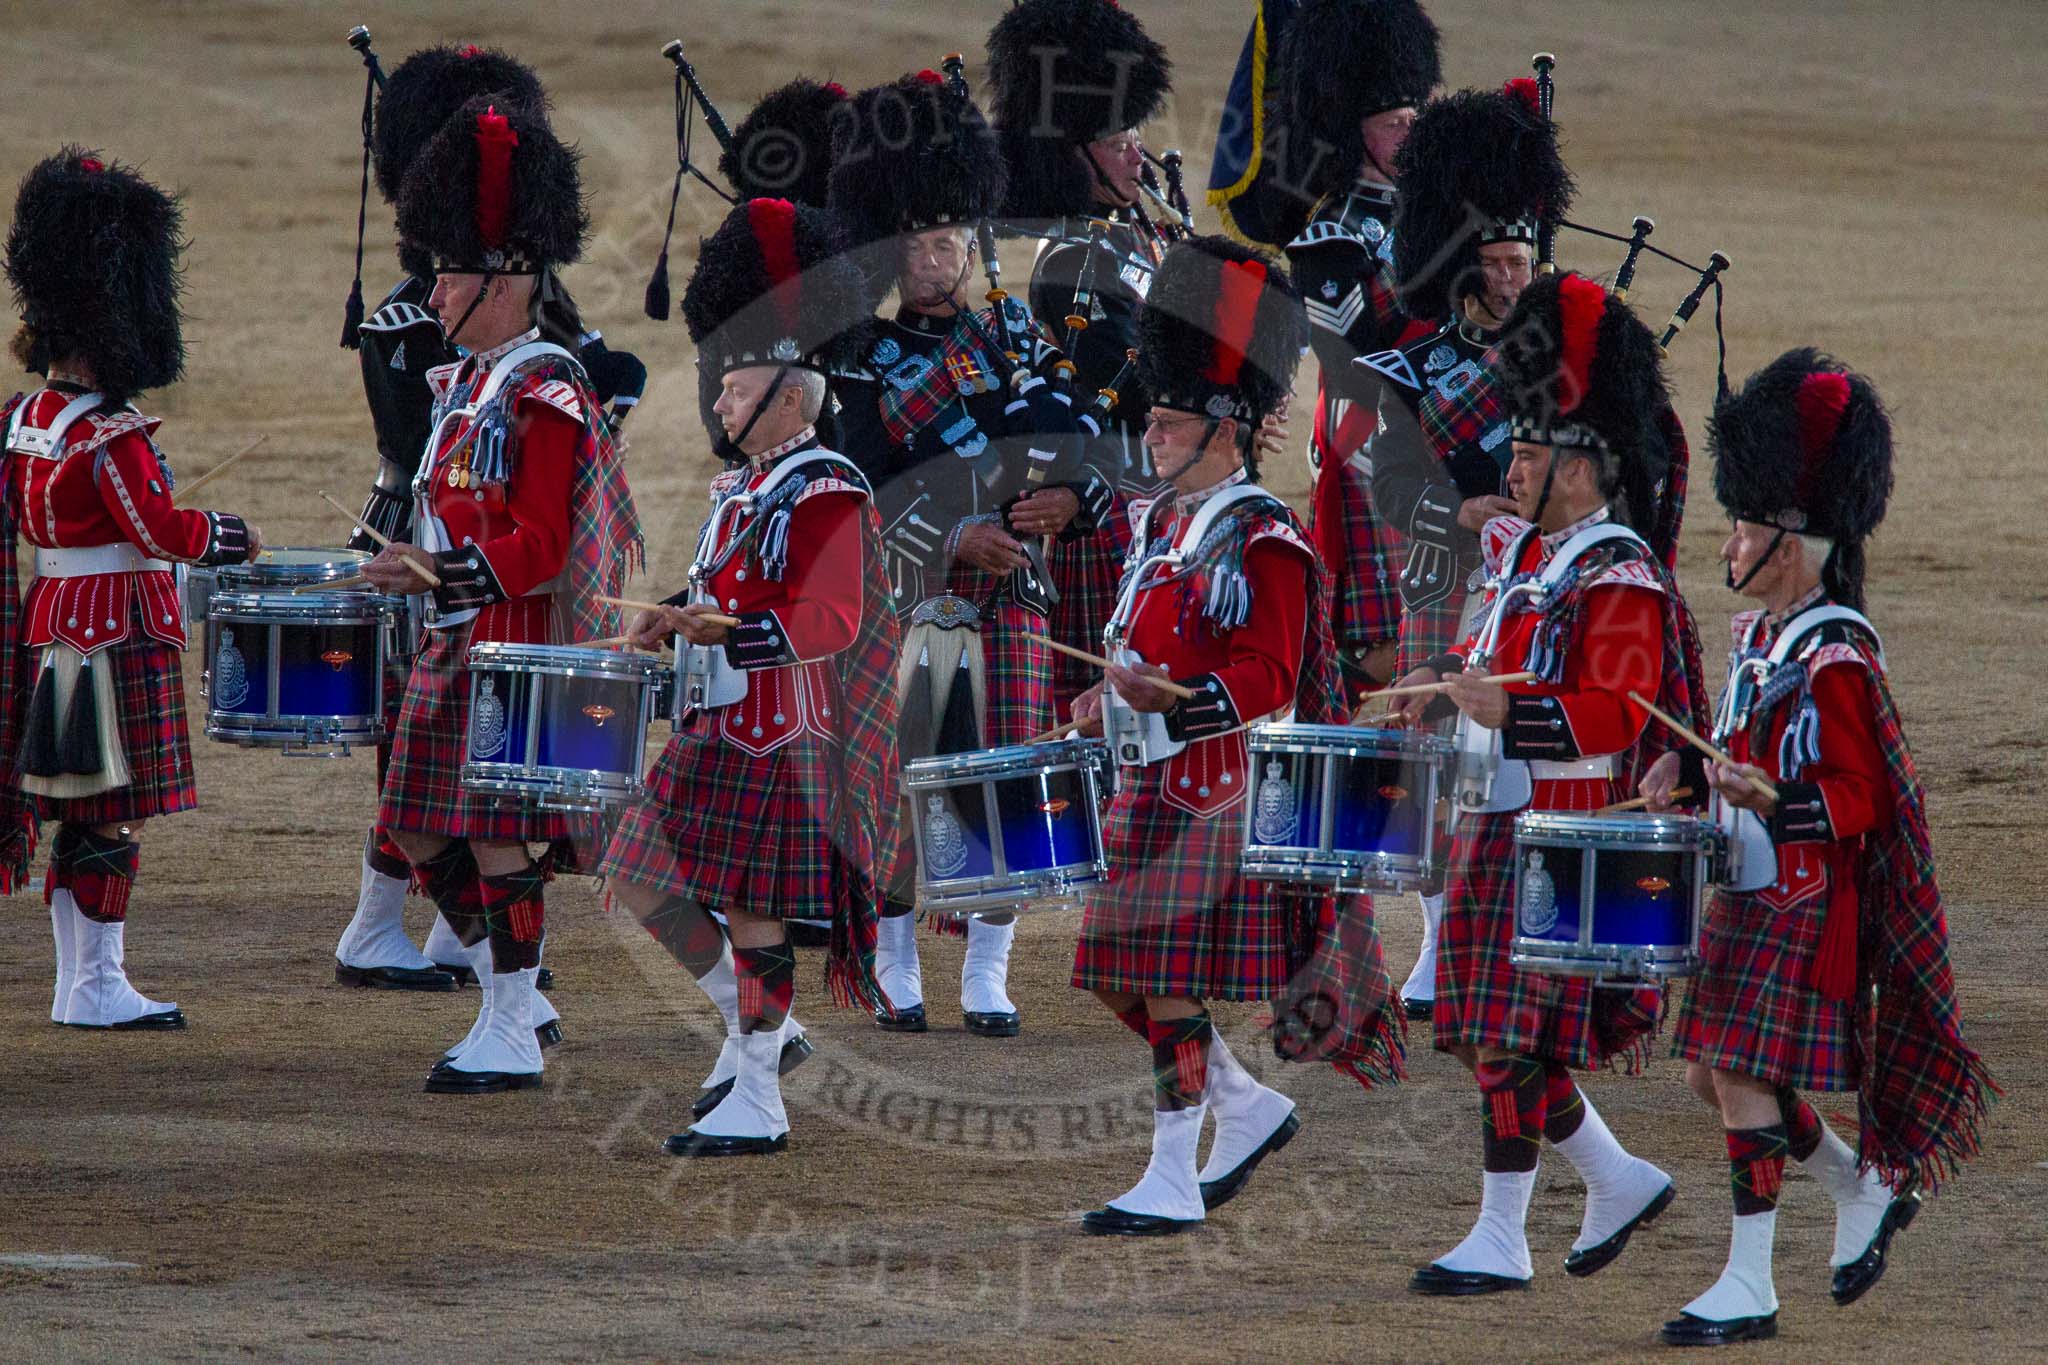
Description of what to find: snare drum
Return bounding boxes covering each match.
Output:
[203,548,396,753]
[1240,723,1453,893]
[902,737,1109,917]
[461,642,670,812]
[1508,811,1723,985]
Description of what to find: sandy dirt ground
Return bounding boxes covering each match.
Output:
[1,1,2044,1359]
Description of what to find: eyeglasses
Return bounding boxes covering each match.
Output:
[1144,413,1209,434]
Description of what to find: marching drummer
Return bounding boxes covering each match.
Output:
[1387,274,1703,1294]
[1069,236,1403,1236]
[332,41,647,996]
[2,149,265,1031]
[826,71,1093,1038]
[600,197,899,1158]
[1636,350,1994,1345]
[358,98,640,1094]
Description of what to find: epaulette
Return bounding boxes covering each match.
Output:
[518,377,584,423]
[1587,557,1667,595]
[1288,218,1368,252]
[71,410,160,458]
[361,300,439,334]
[1356,346,1422,391]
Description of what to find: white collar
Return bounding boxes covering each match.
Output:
[749,426,819,470]
[467,327,542,371]
[1172,467,1250,516]
[1539,504,1611,553]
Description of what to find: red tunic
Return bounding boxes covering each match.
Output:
[7,387,248,652]
[414,331,586,645]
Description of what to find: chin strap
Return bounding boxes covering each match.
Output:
[1530,445,1562,527]
[716,363,793,464]
[1727,525,1792,594]
[441,268,501,351]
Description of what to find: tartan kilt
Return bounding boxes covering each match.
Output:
[1671,887,1861,1091]
[1312,455,1403,661]
[30,635,196,825]
[1072,765,1294,1000]
[1435,809,1662,1070]
[600,722,842,920]
[377,627,577,845]
[1047,522,1127,721]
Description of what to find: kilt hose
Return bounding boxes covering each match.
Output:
[600,718,845,921]
[1435,808,1662,1071]
[1047,517,1131,723]
[377,627,578,846]
[30,634,196,826]
[1672,886,1860,1091]
[1072,765,1304,1001]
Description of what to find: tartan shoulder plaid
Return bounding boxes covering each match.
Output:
[877,307,1005,449]
[1842,638,1997,1188]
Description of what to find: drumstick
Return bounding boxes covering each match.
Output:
[1361,670,1539,703]
[1596,787,1693,816]
[1022,633,1198,700]
[595,594,742,628]
[171,434,269,507]
[1026,713,1104,746]
[290,573,373,595]
[1625,690,1779,801]
[314,490,442,588]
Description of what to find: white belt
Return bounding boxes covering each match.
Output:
[35,544,173,578]
[1530,755,1614,782]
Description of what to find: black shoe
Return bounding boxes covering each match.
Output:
[1080,1205,1199,1237]
[1200,1110,1302,1212]
[535,1020,563,1050]
[1659,1311,1778,1347]
[423,1066,542,1094]
[663,1130,788,1158]
[65,1008,187,1032]
[690,1032,816,1120]
[434,960,479,988]
[537,967,555,992]
[964,1009,1021,1037]
[335,960,458,991]
[1831,1180,1922,1306]
[875,1003,928,1033]
[1564,1182,1677,1277]
[1402,996,1435,1022]
[1408,1263,1531,1296]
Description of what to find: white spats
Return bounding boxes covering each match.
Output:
[49,897,78,1023]
[422,912,470,968]
[875,912,924,1012]
[442,941,495,1062]
[443,968,542,1079]
[1433,1168,1536,1281]
[57,900,179,1028]
[1401,891,1444,1004]
[1682,1212,1779,1322]
[1107,1106,1208,1224]
[1198,1034,1296,1184]
[960,916,1016,1015]
[1552,1088,1673,1252]
[1799,1123,1893,1266]
[335,858,432,971]
[690,1029,790,1140]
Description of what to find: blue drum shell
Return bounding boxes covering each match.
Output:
[469,666,647,777]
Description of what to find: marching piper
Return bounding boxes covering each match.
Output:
[1390,273,1705,1294]
[333,41,646,994]
[1638,349,1995,1345]
[1070,236,1404,1236]
[1275,0,1442,694]
[2,148,265,1029]
[986,0,1173,720]
[359,97,640,1094]
[828,70,1090,1037]
[602,197,898,1157]
[1361,78,1574,1018]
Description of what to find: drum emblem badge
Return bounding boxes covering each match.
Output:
[320,649,354,671]
[1037,797,1071,818]
[469,676,507,759]
[1518,851,1559,935]
[1253,760,1297,845]
[581,703,616,728]
[213,629,249,709]
[1635,876,1672,895]
[923,795,969,878]
[1377,784,1410,802]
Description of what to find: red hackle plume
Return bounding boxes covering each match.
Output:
[1503,77,1542,116]
[473,105,520,253]
[1203,259,1268,387]
[1555,273,1605,415]
[748,197,803,331]
[915,69,944,86]
[1794,369,1851,508]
